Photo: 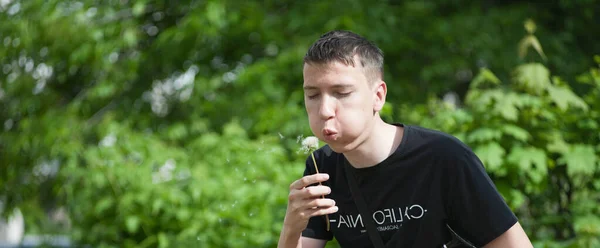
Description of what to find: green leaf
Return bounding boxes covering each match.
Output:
[507,147,547,183]
[467,128,502,143]
[123,28,138,47]
[176,209,191,221]
[126,215,140,233]
[558,144,598,177]
[518,35,546,61]
[95,197,114,216]
[132,2,146,17]
[547,132,569,154]
[514,63,551,94]
[474,142,505,172]
[524,19,537,34]
[546,84,589,112]
[494,92,520,121]
[514,93,543,108]
[166,123,188,141]
[471,68,501,89]
[500,125,530,142]
[574,215,600,235]
[206,1,226,29]
[509,189,527,210]
[528,36,547,61]
[93,172,107,186]
[465,89,503,110]
[223,120,247,138]
[381,102,394,119]
[152,199,164,214]
[158,232,169,248]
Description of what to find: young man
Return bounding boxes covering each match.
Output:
[277,30,533,247]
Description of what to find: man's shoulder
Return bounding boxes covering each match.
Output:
[405,124,473,156]
[406,124,466,146]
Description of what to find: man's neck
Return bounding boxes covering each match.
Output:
[343,120,404,169]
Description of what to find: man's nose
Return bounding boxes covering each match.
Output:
[319,96,335,119]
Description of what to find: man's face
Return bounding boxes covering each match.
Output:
[302,60,385,153]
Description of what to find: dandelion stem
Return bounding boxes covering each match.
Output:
[310,152,319,174]
[310,152,330,231]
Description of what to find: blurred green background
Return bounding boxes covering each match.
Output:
[1,0,599,247]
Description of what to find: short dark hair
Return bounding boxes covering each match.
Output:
[304,30,384,81]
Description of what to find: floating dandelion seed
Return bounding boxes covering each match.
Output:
[301,136,330,231]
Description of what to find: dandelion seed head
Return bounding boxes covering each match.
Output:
[300,136,320,153]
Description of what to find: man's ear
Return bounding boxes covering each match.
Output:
[373,80,387,112]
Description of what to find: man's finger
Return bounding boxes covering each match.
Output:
[305,198,336,209]
[303,185,331,198]
[288,185,331,202]
[290,173,329,190]
[308,206,339,218]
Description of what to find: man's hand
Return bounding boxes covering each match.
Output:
[284,173,338,232]
[278,173,338,248]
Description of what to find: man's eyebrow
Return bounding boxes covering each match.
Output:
[303,85,318,90]
[303,84,355,90]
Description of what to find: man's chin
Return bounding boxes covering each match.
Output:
[325,141,354,154]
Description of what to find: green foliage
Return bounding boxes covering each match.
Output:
[62,121,301,247]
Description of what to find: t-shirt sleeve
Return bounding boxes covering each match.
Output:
[445,145,518,247]
[300,153,334,241]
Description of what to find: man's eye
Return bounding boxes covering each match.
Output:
[307,94,320,99]
[336,92,351,97]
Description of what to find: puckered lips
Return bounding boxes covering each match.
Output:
[322,128,338,141]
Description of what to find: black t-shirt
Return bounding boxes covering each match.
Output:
[301,124,518,247]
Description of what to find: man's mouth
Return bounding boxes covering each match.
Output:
[322,128,338,140]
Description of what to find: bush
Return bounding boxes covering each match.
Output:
[61,120,304,247]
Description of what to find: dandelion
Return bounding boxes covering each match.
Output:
[300,136,319,154]
[301,136,330,231]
